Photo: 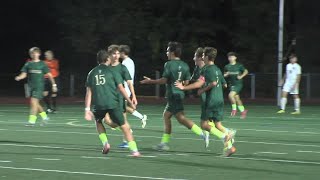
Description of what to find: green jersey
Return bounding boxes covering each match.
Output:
[86,64,123,110]
[21,61,49,89]
[202,64,225,105]
[224,63,246,86]
[162,60,191,99]
[109,63,132,83]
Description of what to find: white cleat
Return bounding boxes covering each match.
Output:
[40,117,50,126]
[153,143,170,151]
[141,115,147,128]
[25,122,35,127]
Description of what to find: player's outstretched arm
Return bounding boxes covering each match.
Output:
[84,87,94,121]
[175,79,204,91]
[15,72,27,81]
[140,76,167,85]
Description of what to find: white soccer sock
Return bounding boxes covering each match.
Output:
[132,110,144,119]
[294,98,301,111]
[280,98,287,110]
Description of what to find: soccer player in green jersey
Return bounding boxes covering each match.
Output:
[15,47,57,126]
[224,52,248,119]
[175,47,236,156]
[140,42,208,151]
[104,45,139,149]
[84,49,140,157]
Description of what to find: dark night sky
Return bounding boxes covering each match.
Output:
[1,0,320,75]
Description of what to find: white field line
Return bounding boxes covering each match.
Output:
[33,158,61,161]
[1,128,320,148]
[297,151,320,154]
[221,156,320,165]
[0,166,187,180]
[254,152,288,155]
[81,156,110,160]
[0,160,11,163]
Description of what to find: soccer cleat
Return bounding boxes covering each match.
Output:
[141,115,147,128]
[25,122,35,127]
[230,110,237,117]
[240,110,248,119]
[291,111,301,115]
[153,143,170,151]
[224,146,237,157]
[204,131,210,148]
[277,109,285,114]
[40,117,50,126]
[102,143,111,154]
[131,151,141,157]
[118,142,129,148]
[46,109,53,114]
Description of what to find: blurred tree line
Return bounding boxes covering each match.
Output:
[42,0,296,77]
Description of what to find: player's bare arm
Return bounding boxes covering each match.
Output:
[126,80,138,105]
[118,84,136,110]
[15,72,27,81]
[237,69,248,80]
[84,87,94,121]
[175,79,204,91]
[46,72,57,92]
[140,76,167,84]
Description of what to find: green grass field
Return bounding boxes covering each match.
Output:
[0,103,320,180]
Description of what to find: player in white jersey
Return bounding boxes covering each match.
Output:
[120,45,148,128]
[277,54,302,114]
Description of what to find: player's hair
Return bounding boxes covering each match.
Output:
[29,47,41,54]
[107,44,120,54]
[168,41,182,57]
[97,50,109,64]
[45,50,54,55]
[195,47,204,58]
[289,53,297,59]
[119,45,130,55]
[203,47,217,61]
[227,52,237,57]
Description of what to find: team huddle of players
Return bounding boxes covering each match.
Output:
[15,42,302,158]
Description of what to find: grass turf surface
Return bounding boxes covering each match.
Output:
[0,104,320,180]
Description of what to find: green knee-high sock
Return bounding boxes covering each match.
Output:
[161,133,170,144]
[28,115,37,124]
[191,124,204,137]
[128,141,138,152]
[99,133,108,145]
[238,105,245,112]
[232,104,237,110]
[210,126,225,139]
[39,112,48,120]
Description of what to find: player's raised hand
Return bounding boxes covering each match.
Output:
[174,81,184,90]
[140,76,151,84]
[237,75,242,80]
[84,110,94,121]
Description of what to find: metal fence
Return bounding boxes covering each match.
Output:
[2,72,320,99]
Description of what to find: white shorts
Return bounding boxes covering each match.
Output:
[283,82,299,94]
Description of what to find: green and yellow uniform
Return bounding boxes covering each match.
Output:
[86,64,124,125]
[224,63,246,94]
[21,61,49,99]
[109,64,132,112]
[200,64,226,121]
[162,60,191,114]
